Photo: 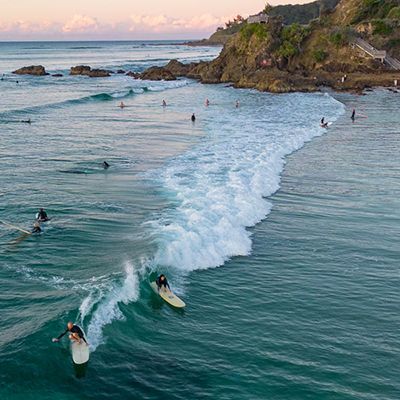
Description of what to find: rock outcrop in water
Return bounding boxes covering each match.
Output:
[70,65,111,78]
[13,65,48,76]
[137,66,176,81]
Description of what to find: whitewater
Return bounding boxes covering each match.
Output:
[83,89,344,349]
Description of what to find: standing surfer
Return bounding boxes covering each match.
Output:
[53,322,88,344]
[351,109,355,121]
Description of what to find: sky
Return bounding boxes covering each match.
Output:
[0,0,311,40]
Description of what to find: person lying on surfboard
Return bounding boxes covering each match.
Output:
[32,222,41,234]
[156,274,171,292]
[52,322,88,344]
[36,208,49,222]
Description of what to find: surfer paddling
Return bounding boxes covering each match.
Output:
[32,222,42,234]
[53,322,88,344]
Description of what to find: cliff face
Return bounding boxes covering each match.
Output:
[189,0,400,92]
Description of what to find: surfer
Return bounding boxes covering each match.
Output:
[351,109,355,121]
[53,322,88,344]
[119,101,126,109]
[37,208,49,221]
[320,117,328,128]
[156,274,171,292]
[32,222,42,234]
[21,118,31,124]
[162,99,167,107]
[205,98,210,106]
[191,113,196,122]
[103,161,110,169]
[236,100,240,108]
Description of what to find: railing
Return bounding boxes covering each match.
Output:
[353,37,400,70]
[386,55,400,70]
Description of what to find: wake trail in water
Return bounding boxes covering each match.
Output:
[85,261,141,351]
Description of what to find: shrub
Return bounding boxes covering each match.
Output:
[275,23,310,60]
[372,19,394,35]
[388,6,400,19]
[313,49,328,62]
[240,23,268,41]
[351,0,398,24]
[277,41,298,58]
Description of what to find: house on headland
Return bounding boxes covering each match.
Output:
[247,12,269,24]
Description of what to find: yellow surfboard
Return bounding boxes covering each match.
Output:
[150,281,186,308]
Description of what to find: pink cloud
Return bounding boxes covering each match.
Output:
[129,13,230,33]
[62,14,99,33]
[0,12,233,39]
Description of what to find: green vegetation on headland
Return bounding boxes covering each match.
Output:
[183,0,400,93]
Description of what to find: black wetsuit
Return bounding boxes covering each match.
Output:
[156,276,170,290]
[191,114,196,122]
[57,325,87,343]
[37,210,48,220]
[351,110,355,120]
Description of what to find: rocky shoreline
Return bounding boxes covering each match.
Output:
[10,59,400,95]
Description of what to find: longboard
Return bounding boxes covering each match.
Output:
[150,281,186,308]
[71,340,90,365]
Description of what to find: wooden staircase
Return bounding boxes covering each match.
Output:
[353,37,400,70]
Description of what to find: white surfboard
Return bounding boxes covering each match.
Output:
[71,340,90,365]
[150,281,186,308]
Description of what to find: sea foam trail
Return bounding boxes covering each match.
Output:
[86,262,140,351]
[151,92,345,271]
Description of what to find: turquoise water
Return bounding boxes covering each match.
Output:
[1,42,400,399]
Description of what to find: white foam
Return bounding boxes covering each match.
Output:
[150,92,344,271]
[86,261,140,350]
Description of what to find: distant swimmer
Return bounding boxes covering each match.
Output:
[119,101,126,109]
[53,322,88,344]
[320,117,328,128]
[36,208,49,222]
[32,222,42,234]
[156,274,171,292]
[236,100,240,108]
[205,98,210,107]
[191,113,196,122]
[103,161,110,169]
[162,99,167,107]
[351,109,355,121]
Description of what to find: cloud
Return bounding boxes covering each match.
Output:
[128,13,230,33]
[62,14,98,33]
[0,20,55,33]
[0,12,232,39]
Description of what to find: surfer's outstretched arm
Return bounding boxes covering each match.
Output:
[53,329,68,342]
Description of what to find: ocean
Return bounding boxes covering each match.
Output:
[0,41,399,400]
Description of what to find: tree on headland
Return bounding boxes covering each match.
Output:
[264,2,273,14]
[225,15,245,28]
